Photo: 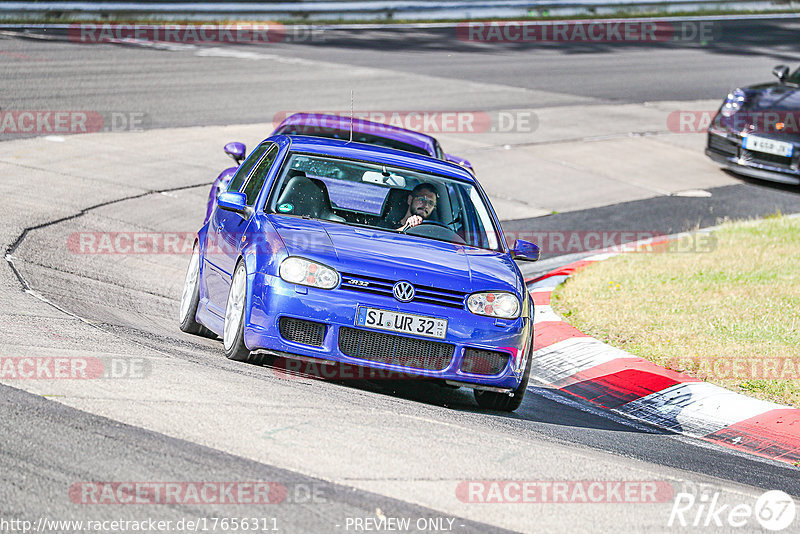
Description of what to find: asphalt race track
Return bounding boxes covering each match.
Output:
[2,15,800,533]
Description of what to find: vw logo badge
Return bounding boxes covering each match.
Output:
[392,281,415,302]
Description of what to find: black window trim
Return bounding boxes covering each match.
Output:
[240,142,279,207]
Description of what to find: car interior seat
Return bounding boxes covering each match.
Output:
[276,175,345,222]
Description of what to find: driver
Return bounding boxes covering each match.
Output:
[388,183,438,230]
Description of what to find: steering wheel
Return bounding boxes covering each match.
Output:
[402,220,450,232]
[403,220,466,244]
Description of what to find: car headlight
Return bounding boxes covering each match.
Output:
[467,292,520,319]
[279,257,339,289]
[720,88,746,117]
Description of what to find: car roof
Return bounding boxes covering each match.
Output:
[273,112,438,155]
[273,135,475,183]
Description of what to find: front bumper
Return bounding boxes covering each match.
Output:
[244,273,531,390]
[706,131,800,185]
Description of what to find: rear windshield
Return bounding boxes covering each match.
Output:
[274,125,432,157]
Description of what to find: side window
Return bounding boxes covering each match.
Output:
[241,144,279,206]
[227,143,270,193]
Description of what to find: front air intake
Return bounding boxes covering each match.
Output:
[460,348,510,376]
[279,317,326,347]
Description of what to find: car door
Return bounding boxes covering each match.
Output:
[204,142,268,315]
[206,142,280,314]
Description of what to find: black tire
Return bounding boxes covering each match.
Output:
[179,243,215,338]
[223,261,251,362]
[474,331,533,412]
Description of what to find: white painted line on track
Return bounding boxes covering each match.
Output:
[533,337,632,385]
[528,274,569,290]
[533,304,560,324]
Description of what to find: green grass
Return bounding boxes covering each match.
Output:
[552,215,800,408]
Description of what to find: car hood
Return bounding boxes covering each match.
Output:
[747,83,800,111]
[268,215,521,295]
[717,84,800,140]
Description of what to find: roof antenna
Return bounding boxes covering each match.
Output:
[349,89,354,143]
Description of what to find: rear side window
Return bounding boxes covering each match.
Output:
[241,144,279,206]
[227,143,270,193]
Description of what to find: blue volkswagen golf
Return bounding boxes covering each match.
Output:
[180,135,539,411]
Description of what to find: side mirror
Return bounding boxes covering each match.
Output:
[217,191,248,215]
[511,239,540,262]
[224,142,246,165]
[773,65,790,83]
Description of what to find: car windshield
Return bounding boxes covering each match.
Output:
[274,125,432,157]
[266,153,502,251]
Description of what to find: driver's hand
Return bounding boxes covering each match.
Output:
[406,215,423,228]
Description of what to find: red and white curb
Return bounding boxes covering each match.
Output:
[527,252,800,465]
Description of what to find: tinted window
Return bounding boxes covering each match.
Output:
[241,144,279,206]
[227,143,270,193]
[275,125,432,157]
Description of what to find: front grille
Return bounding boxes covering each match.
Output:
[338,327,454,371]
[742,149,794,169]
[279,317,326,347]
[707,134,737,156]
[339,272,466,309]
[460,348,510,376]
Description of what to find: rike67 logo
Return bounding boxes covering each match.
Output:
[669,489,796,531]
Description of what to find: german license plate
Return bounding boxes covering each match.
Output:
[356,307,447,340]
[743,135,794,157]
